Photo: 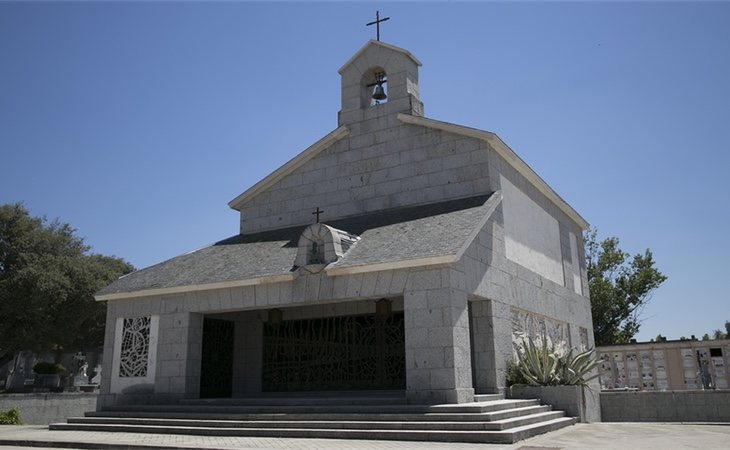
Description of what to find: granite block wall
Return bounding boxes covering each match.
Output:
[453,191,593,394]
[601,390,730,422]
[0,393,98,425]
[239,125,492,234]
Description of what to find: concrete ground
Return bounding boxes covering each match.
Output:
[0,423,729,450]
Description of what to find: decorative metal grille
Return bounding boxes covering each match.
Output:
[118,316,151,377]
[200,318,235,398]
[262,312,405,392]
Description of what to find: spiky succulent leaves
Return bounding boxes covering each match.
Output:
[513,334,600,386]
[506,359,528,386]
[515,336,559,386]
[556,348,600,386]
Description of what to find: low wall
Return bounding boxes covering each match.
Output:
[601,390,730,422]
[509,385,601,423]
[0,393,97,425]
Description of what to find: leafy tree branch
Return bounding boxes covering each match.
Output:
[586,228,667,346]
[0,203,134,361]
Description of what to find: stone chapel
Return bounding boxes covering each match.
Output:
[95,40,594,408]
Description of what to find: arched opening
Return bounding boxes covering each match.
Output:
[308,239,325,265]
[361,66,388,107]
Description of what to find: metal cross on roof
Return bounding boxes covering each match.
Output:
[312,207,324,223]
[366,10,390,41]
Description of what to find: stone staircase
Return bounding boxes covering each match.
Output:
[49,392,576,444]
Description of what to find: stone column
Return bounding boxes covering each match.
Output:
[404,286,474,404]
[489,299,514,395]
[97,303,119,408]
[469,299,495,393]
[156,311,203,400]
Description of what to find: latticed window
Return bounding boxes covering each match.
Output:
[118,316,151,377]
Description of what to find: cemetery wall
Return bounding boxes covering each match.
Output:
[0,393,97,425]
[601,390,730,422]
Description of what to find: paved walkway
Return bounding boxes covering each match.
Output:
[0,423,729,450]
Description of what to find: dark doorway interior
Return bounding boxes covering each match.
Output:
[200,318,234,398]
[262,312,405,392]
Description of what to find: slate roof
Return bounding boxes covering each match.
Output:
[97,193,496,299]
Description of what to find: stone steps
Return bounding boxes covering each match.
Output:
[85,403,551,422]
[67,410,565,431]
[49,394,577,444]
[178,393,409,407]
[94,398,540,415]
[473,394,503,402]
[50,417,576,444]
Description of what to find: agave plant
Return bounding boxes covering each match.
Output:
[514,336,560,386]
[512,334,599,386]
[555,347,600,386]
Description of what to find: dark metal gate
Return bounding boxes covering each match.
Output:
[200,318,234,398]
[262,312,405,392]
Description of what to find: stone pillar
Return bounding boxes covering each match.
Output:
[97,303,119,408]
[470,299,496,393]
[489,299,514,395]
[404,287,474,404]
[156,311,203,400]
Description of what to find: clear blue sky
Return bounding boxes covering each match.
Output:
[1,1,728,342]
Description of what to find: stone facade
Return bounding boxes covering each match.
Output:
[96,40,594,408]
[0,393,98,425]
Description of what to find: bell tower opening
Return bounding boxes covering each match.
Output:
[362,67,388,106]
[338,40,424,126]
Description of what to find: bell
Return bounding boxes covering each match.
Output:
[372,83,387,101]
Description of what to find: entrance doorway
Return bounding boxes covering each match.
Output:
[199,318,234,398]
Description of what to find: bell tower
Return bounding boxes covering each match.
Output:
[337,40,423,127]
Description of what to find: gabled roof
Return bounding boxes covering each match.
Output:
[228,126,349,211]
[96,194,500,301]
[396,114,589,230]
[228,111,588,229]
[326,192,501,275]
[338,40,422,74]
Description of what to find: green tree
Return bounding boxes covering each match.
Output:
[585,228,667,346]
[702,334,711,341]
[706,320,729,340]
[0,203,134,362]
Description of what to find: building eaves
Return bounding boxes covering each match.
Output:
[97,194,499,301]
